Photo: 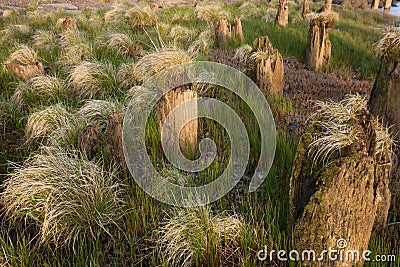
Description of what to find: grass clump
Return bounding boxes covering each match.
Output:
[195,4,230,23]
[59,43,93,68]
[125,6,157,29]
[104,3,130,23]
[168,26,195,43]
[238,2,263,19]
[158,206,243,266]
[375,27,400,61]
[0,24,31,43]
[131,49,192,82]
[6,45,39,65]
[1,147,125,247]
[25,104,73,144]
[234,44,253,65]
[11,75,65,110]
[59,29,86,48]
[32,30,58,52]
[187,30,214,57]
[77,100,124,130]
[310,11,340,28]
[308,95,394,165]
[69,61,119,99]
[95,32,138,57]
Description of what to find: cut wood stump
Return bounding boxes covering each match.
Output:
[302,0,311,18]
[305,12,338,71]
[289,107,392,266]
[251,36,284,98]
[384,0,392,11]
[78,112,128,175]
[215,19,231,49]
[158,85,198,157]
[371,0,379,10]
[62,16,78,31]
[276,0,288,27]
[232,17,244,44]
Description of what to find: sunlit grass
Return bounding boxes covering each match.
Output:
[0,1,399,266]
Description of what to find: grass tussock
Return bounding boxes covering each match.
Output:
[131,49,192,82]
[168,26,195,43]
[1,147,125,247]
[0,24,31,43]
[158,206,243,266]
[77,100,124,130]
[234,44,253,65]
[95,32,139,57]
[310,11,339,28]
[118,62,137,88]
[69,61,119,99]
[6,45,39,65]
[32,30,58,52]
[59,29,86,48]
[188,30,214,57]
[375,27,400,61]
[195,5,230,22]
[25,104,73,144]
[308,95,394,165]
[30,75,65,96]
[11,76,65,110]
[125,6,157,29]
[250,38,279,65]
[238,2,263,19]
[104,3,129,23]
[59,43,93,67]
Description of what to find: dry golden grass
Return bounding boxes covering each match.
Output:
[308,95,394,165]
[310,11,339,28]
[11,76,65,111]
[32,30,58,52]
[1,147,125,247]
[69,61,119,99]
[188,30,214,57]
[30,75,65,96]
[195,4,230,22]
[6,45,38,65]
[131,49,192,82]
[59,43,93,67]
[10,86,26,111]
[3,9,19,18]
[234,44,253,65]
[0,24,31,43]
[118,62,137,88]
[95,32,137,57]
[250,39,279,64]
[59,29,86,48]
[104,3,129,23]
[125,6,157,29]
[25,104,73,144]
[375,27,400,60]
[158,206,243,267]
[239,2,263,19]
[168,26,195,43]
[77,100,124,130]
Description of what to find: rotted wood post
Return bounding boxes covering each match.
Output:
[251,36,284,98]
[158,85,198,157]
